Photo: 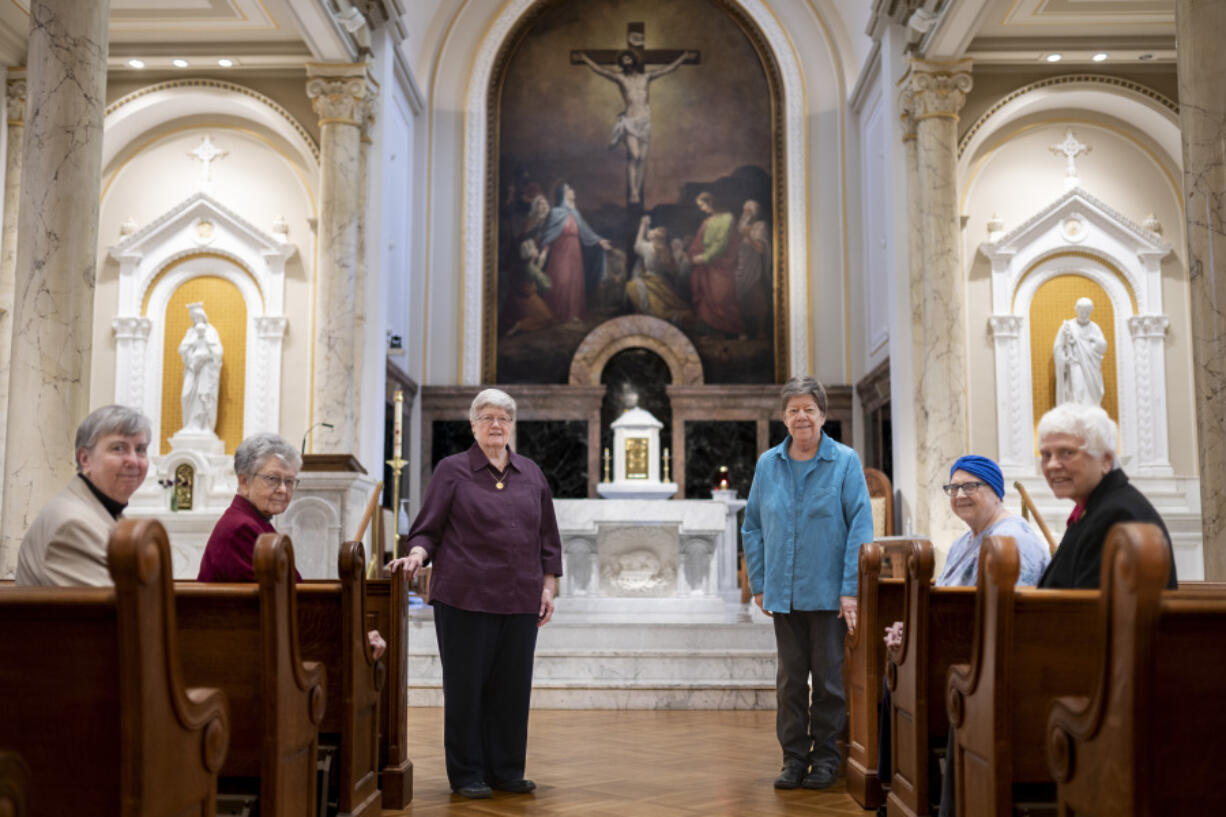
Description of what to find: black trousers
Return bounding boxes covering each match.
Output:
[433,601,539,789]
[772,610,847,770]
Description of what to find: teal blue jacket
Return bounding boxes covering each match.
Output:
[742,433,874,613]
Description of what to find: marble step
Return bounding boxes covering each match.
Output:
[408,618,777,651]
[408,680,777,710]
[408,648,778,684]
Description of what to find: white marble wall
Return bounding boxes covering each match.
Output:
[901,58,973,548]
[0,1,109,574]
[1177,0,1226,578]
[306,64,374,456]
[0,70,24,515]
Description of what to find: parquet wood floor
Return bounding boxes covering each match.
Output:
[385,708,867,816]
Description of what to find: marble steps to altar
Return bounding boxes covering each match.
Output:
[407,616,779,709]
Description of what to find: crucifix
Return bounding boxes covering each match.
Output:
[188,134,229,192]
[1049,129,1091,191]
[571,22,700,205]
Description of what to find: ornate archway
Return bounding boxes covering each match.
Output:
[568,316,704,386]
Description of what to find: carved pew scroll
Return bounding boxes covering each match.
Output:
[0,518,229,817]
[297,541,383,817]
[946,535,1098,816]
[885,538,976,817]
[175,534,325,817]
[366,561,413,807]
[1047,522,1226,816]
[846,541,904,809]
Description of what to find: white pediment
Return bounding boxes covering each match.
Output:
[979,186,1172,315]
[109,191,296,316]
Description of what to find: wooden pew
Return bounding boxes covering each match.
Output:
[365,561,414,807]
[846,541,904,809]
[296,542,383,817]
[0,518,229,816]
[1046,522,1226,816]
[0,751,30,817]
[175,533,325,817]
[945,535,1099,816]
[886,538,977,817]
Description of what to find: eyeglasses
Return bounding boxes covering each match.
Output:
[476,415,513,426]
[942,481,987,497]
[254,473,300,490]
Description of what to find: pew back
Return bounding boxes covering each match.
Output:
[0,519,228,817]
[886,539,976,817]
[947,535,1097,816]
[1048,523,1226,816]
[296,541,382,817]
[365,561,413,808]
[175,534,324,817]
[846,541,904,809]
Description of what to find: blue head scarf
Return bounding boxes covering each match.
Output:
[949,455,1004,499]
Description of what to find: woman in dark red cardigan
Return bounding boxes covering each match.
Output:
[197,432,302,582]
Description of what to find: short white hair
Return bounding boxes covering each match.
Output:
[1037,403,1119,469]
[469,388,516,424]
[234,432,301,477]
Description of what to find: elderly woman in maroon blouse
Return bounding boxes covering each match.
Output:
[198,432,387,655]
[389,388,563,800]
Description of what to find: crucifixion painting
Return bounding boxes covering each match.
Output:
[571,22,700,205]
[491,0,779,385]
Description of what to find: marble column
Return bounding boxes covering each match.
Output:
[0,1,109,575]
[1176,0,1226,578]
[305,63,374,455]
[0,68,26,513]
[901,58,973,546]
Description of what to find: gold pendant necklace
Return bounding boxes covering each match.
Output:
[487,464,508,490]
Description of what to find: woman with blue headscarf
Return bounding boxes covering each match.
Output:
[935,454,1050,586]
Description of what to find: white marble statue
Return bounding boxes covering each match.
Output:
[178,302,223,433]
[1053,297,1108,407]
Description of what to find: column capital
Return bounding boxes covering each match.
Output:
[6,67,26,126]
[901,58,973,122]
[305,62,375,128]
[899,89,917,142]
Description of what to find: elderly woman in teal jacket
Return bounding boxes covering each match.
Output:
[742,376,874,792]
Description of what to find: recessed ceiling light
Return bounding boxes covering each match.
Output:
[172,58,189,68]
[1092,52,1109,63]
[127,58,145,69]
[217,58,234,68]
[1045,53,1063,63]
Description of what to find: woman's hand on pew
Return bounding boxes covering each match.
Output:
[839,595,858,636]
[883,620,904,654]
[367,630,387,660]
[386,547,427,581]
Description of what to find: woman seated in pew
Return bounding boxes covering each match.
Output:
[197,432,386,657]
[16,404,152,586]
[1035,403,1176,589]
[877,455,1048,814]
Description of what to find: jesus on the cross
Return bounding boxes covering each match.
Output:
[573,24,698,205]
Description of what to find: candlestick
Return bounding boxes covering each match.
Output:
[392,388,404,459]
[602,447,611,482]
[663,447,671,483]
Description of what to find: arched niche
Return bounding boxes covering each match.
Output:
[110,192,296,453]
[981,186,1173,476]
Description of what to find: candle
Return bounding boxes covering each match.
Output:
[393,389,404,459]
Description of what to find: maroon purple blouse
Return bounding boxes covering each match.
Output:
[197,494,302,582]
[407,444,563,615]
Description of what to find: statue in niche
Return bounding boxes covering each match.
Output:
[1053,297,1108,407]
[178,302,224,433]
